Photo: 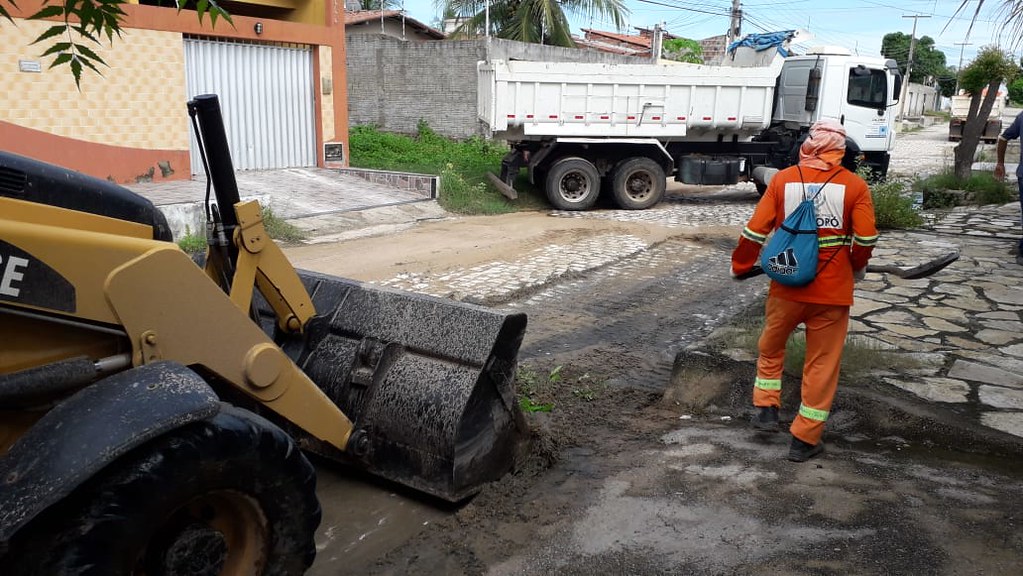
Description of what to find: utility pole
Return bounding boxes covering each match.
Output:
[954,41,972,95]
[651,23,664,63]
[898,14,930,120]
[726,0,742,48]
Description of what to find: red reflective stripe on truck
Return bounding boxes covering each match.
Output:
[627,116,636,120]
[507,115,515,119]
[549,115,558,119]
[702,116,712,121]
[652,116,661,120]
[574,115,584,119]
[526,114,534,119]
[727,117,737,121]
[600,115,610,120]
[677,116,686,120]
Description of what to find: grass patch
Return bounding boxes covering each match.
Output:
[516,364,606,412]
[923,110,951,121]
[517,366,558,412]
[176,227,207,254]
[916,169,1015,209]
[261,206,306,243]
[712,307,920,382]
[349,122,546,215]
[867,174,924,229]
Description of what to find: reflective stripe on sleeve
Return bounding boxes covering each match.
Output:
[742,227,767,244]
[755,377,782,391]
[853,234,878,247]
[798,404,829,422]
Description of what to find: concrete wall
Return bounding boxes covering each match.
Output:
[904,82,940,118]
[346,36,648,139]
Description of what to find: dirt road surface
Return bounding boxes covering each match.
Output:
[287,180,1023,574]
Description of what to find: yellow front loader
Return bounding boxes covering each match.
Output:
[0,95,527,575]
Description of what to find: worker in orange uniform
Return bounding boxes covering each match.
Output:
[731,119,878,462]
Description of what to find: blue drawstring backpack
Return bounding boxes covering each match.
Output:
[760,168,841,287]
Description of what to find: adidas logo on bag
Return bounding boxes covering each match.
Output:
[765,248,799,277]
[759,167,844,287]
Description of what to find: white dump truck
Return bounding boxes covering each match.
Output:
[480,43,902,210]
[948,93,1004,143]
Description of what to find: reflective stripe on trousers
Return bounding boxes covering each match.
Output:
[753,296,849,445]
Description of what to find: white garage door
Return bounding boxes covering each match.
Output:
[185,36,316,173]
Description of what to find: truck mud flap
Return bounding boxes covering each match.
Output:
[281,271,527,502]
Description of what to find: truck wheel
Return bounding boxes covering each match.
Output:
[8,405,320,576]
[610,157,665,209]
[546,157,600,210]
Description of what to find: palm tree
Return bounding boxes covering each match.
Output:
[954,0,1023,47]
[441,0,627,47]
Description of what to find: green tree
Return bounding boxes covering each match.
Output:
[359,0,399,9]
[1009,76,1023,104]
[0,0,229,87]
[881,32,953,85]
[953,45,1018,180]
[661,37,702,64]
[443,0,627,47]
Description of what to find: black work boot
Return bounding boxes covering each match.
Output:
[752,406,780,432]
[788,436,824,462]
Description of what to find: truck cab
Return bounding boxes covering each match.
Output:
[774,48,901,177]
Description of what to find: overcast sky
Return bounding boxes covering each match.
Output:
[397,0,1018,68]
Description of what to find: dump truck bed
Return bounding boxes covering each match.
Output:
[948,94,1005,143]
[478,59,781,141]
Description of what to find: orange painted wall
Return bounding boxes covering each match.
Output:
[1,1,348,183]
[0,121,190,183]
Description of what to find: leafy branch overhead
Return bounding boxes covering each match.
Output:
[0,0,231,87]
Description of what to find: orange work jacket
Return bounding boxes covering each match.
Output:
[732,164,878,306]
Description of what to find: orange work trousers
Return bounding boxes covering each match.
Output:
[753,296,850,446]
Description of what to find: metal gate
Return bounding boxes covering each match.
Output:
[184,37,316,172]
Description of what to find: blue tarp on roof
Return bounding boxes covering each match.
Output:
[727,31,798,57]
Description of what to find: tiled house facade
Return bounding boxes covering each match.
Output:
[1,0,349,183]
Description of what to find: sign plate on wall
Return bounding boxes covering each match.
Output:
[324,143,344,163]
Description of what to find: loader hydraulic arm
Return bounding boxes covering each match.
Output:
[188,94,315,335]
[226,200,315,334]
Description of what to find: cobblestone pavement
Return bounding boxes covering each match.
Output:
[369,121,1023,442]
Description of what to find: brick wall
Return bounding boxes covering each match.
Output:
[345,36,647,139]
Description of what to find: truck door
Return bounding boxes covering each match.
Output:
[840,66,892,154]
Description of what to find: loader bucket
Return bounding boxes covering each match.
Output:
[283,271,527,502]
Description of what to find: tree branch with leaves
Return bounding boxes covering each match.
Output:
[953,45,1018,180]
[1,0,231,87]
[443,0,627,48]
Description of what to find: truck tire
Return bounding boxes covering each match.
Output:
[546,157,600,210]
[610,157,665,209]
[7,404,320,576]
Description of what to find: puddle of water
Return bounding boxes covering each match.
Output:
[307,465,451,575]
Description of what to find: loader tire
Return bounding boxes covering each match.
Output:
[546,157,600,210]
[7,404,320,576]
[610,157,665,209]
